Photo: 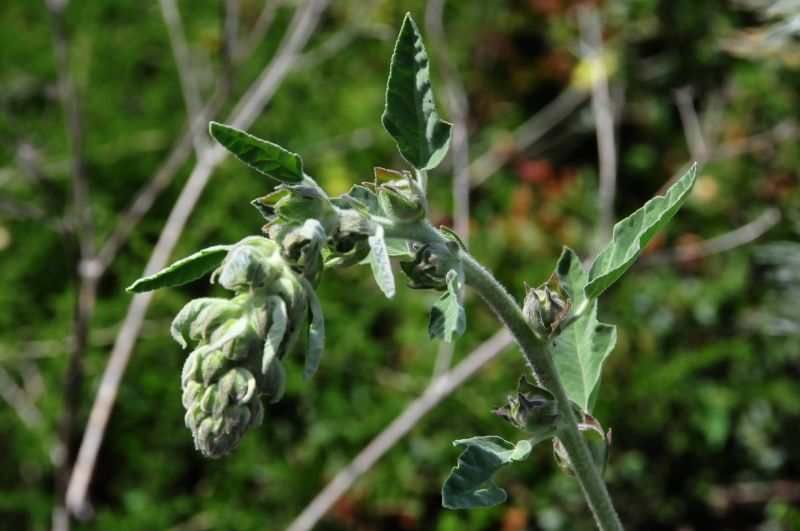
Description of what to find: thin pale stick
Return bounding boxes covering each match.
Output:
[158,0,208,154]
[469,88,588,188]
[578,5,617,248]
[644,207,781,265]
[287,328,514,531]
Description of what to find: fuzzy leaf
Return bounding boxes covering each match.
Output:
[585,164,697,299]
[127,245,230,293]
[384,238,414,259]
[381,14,452,170]
[428,268,465,342]
[303,283,325,381]
[367,225,396,298]
[552,248,616,412]
[442,436,532,509]
[344,184,381,215]
[555,246,587,309]
[209,121,304,183]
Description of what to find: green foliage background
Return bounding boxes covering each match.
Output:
[1,0,799,529]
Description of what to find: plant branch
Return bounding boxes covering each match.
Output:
[578,6,617,249]
[158,0,208,154]
[287,328,514,531]
[46,1,96,528]
[469,87,588,188]
[644,207,781,265]
[458,252,623,531]
[674,87,709,162]
[64,0,330,517]
[0,365,44,428]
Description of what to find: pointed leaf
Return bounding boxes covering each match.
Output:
[209,121,304,183]
[262,296,288,373]
[127,245,230,293]
[367,225,396,298]
[442,436,532,509]
[585,164,697,299]
[381,14,452,170]
[555,246,587,309]
[549,302,616,412]
[551,247,618,412]
[303,281,325,380]
[428,268,465,342]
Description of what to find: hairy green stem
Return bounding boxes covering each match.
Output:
[458,253,623,531]
[385,220,622,529]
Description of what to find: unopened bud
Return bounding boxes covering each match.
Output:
[377,179,427,222]
[523,285,568,335]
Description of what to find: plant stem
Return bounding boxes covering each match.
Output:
[458,252,624,531]
[385,220,624,529]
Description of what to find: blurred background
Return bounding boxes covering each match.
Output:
[1,0,799,529]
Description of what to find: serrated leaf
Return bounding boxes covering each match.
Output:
[209,121,304,183]
[303,282,325,381]
[381,14,452,171]
[551,248,616,412]
[367,225,396,298]
[585,164,697,299]
[127,245,230,293]
[442,436,532,509]
[262,296,288,374]
[428,268,465,342]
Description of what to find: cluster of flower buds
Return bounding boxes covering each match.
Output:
[173,237,309,458]
[523,280,569,336]
[251,181,380,283]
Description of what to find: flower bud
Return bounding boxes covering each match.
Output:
[173,235,315,458]
[325,209,371,268]
[400,242,461,290]
[523,285,568,335]
[182,349,263,458]
[216,237,284,291]
[377,178,427,222]
[492,375,559,440]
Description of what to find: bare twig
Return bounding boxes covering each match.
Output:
[239,0,283,61]
[0,365,44,428]
[468,88,588,188]
[657,121,799,196]
[674,87,709,162]
[644,207,781,265]
[287,328,514,531]
[158,0,208,154]
[46,0,96,528]
[65,0,330,517]
[708,480,800,510]
[0,197,58,227]
[222,0,241,89]
[578,5,617,248]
